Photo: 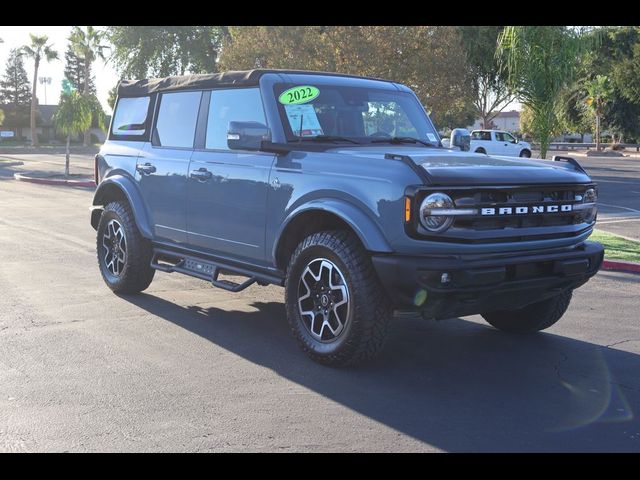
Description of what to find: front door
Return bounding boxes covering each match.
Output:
[186,88,275,265]
[136,91,202,244]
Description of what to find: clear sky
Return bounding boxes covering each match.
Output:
[0,26,119,114]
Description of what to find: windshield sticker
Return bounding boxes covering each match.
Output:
[427,133,437,142]
[278,85,320,105]
[284,104,324,137]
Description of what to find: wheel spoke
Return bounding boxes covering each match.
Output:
[102,219,127,277]
[297,257,350,343]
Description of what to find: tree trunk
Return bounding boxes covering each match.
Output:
[595,114,601,152]
[30,58,39,147]
[83,55,91,147]
[65,134,70,177]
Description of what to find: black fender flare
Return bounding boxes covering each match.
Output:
[91,175,153,239]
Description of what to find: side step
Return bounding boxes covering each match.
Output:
[150,248,268,292]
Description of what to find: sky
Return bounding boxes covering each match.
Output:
[0,26,119,114]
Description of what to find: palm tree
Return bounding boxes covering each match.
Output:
[585,75,613,152]
[21,34,58,147]
[69,26,109,146]
[53,91,92,177]
[497,27,597,159]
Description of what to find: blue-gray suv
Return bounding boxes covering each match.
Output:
[91,69,604,366]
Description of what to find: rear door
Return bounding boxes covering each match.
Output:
[136,91,202,244]
[186,88,275,265]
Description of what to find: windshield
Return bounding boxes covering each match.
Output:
[273,83,440,146]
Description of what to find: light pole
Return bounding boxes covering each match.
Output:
[38,76,52,104]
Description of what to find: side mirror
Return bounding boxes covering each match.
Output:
[227,121,271,151]
[450,128,470,152]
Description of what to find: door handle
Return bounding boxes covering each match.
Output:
[136,163,156,175]
[190,168,212,181]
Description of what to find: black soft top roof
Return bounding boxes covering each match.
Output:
[117,69,392,97]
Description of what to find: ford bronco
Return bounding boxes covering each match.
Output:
[91,69,604,366]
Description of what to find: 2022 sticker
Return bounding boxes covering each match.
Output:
[278,86,320,105]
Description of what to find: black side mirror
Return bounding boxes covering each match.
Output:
[227,121,271,151]
[450,128,471,152]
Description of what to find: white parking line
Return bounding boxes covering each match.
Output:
[598,218,640,225]
[598,202,640,214]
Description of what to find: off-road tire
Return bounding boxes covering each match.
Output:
[482,290,573,333]
[519,149,532,158]
[284,230,393,367]
[97,201,155,294]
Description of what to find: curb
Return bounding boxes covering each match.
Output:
[602,259,640,274]
[13,172,95,188]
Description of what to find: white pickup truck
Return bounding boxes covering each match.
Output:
[468,129,532,157]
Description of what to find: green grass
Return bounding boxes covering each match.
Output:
[590,229,640,263]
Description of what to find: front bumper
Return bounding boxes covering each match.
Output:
[371,240,604,319]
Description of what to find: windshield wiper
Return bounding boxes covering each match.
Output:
[298,135,362,145]
[370,136,435,147]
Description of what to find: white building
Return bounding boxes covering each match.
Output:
[468,110,521,133]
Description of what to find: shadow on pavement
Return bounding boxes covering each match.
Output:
[125,293,640,452]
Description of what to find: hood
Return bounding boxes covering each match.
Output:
[329,146,592,185]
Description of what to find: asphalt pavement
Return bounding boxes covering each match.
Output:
[0,158,639,452]
[576,155,640,241]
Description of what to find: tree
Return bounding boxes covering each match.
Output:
[106,26,228,78]
[219,26,477,129]
[63,43,95,95]
[458,26,515,129]
[52,90,93,176]
[20,34,58,147]
[107,84,118,110]
[69,26,109,146]
[0,48,32,138]
[561,27,640,144]
[497,26,595,158]
[0,108,4,126]
[584,75,613,150]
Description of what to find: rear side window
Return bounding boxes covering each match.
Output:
[472,131,491,141]
[206,88,266,150]
[155,91,202,148]
[112,96,150,136]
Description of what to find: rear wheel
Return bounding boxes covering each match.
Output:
[475,147,486,154]
[519,149,532,158]
[284,230,392,366]
[482,290,573,333]
[97,201,155,294]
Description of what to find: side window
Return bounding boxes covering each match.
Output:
[504,132,516,143]
[206,88,266,150]
[112,96,150,136]
[155,91,202,148]
[475,131,491,141]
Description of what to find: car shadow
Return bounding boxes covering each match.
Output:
[125,293,639,452]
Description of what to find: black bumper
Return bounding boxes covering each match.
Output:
[371,241,604,319]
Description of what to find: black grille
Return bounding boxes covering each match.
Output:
[408,184,597,244]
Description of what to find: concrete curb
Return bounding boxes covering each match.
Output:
[602,259,640,274]
[13,172,95,188]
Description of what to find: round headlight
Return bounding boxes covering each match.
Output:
[583,188,597,203]
[420,193,455,232]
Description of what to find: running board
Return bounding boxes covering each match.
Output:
[150,248,275,292]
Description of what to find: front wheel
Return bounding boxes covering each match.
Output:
[481,290,573,333]
[284,231,393,367]
[97,201,155,294]
[519,149,531,158]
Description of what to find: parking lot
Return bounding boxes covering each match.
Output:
[0,152,639,452]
